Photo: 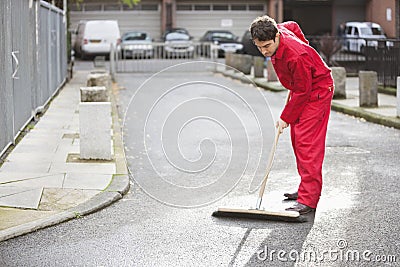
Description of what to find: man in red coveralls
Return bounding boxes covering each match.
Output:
[250,15,334,214]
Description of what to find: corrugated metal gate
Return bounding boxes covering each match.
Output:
[10,0,33,138]
[0,0,67,156]
[175,1,266,39]
[69,1,161,45]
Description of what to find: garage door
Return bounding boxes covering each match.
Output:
[69,1,161,42]
[176,1,267,40]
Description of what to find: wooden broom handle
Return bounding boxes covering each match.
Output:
[257,91,290,200]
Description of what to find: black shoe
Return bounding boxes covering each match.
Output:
[285,202,315,215]
[283,191,298,200]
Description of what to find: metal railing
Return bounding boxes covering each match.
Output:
[364,40,400,87]
[110,42,219,73]
[308,35,400,87]
[0,0,67,157]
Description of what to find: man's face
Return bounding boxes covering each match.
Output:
[253,33,280,57]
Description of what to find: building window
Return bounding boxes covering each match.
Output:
[177,4,192,11]
[142,4,158,11]
[69,4,80,11]
[122,4,136,10]
[194,5,211,11]
[249,5,264,11]
[231,5,247,11]
[176,3,263,12]
[213,5,229,11]
[104,4,120,11]
[84,4,102,11]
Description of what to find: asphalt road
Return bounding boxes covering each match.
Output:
[0,61,399,266]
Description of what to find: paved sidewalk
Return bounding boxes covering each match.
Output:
[218,68,400,130]
[0,70,129,242]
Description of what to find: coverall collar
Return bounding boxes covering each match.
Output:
[272,32,284,60]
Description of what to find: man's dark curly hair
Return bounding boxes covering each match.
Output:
[250,15,278,41]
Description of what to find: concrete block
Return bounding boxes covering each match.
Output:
[80,86,109,102]
[225,52,233,70]
[236,54,253,75]
[235,54,252,75]
[266,59,278,82]
[331,67,346,99]
[397,77,400,117]
[87,71,111,90]
[227,54,241,72]
[359,71,378,107]
[79,102,112,160]
[253,56,264,78]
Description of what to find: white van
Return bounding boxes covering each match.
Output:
[342,22,388,53]
[74,20,121,59]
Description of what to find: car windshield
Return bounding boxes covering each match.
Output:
[211,32,235,41]
[123,32,149,41]
[166,28,188,35]
[360,27,384,36]
[165,32,190,41]
[371,27,384,35]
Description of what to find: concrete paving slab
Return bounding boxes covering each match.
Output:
[0,173,55,183]
[10,142,58,154]
[63,173,112,190]
[48,162,116,174]
[54,148,81,161]
[0,161,51,173]
[334,98,358,107]
[71,138,80,147]
[0,173,64,188]
[54,137,75,148]
[21,129,64,138]
[38,113,74,121]
[39,188,100,211]
[0,207,57,231]
[5,152,62,163]
[0,186,43,209]
[17,130,63,142]
[365,106,397,117]
[34,119,73,130]
[378,93,397,106]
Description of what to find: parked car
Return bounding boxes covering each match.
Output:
[120,31,153,59]
[163,31,194,58]
[74,20,121,59]
[162,27,191,39]
[240,30,264,57]
[342,21,391,53]
[199,30,243,57]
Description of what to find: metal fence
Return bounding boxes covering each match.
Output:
[308,35,400,87]
[110,42,218,74]
[0,0,67,157]
[364,40,400,87]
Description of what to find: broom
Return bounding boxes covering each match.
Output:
[212,93,306,222]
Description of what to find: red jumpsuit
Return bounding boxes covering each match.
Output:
[271,22,334,209]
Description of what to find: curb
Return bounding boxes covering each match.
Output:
[0,185,125,242]
[0,176,129,243]
[331,102,400,130]
[252,78,286,92]
[217,69,400,130]
[215,69,285,92]
[0,76,130,243]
